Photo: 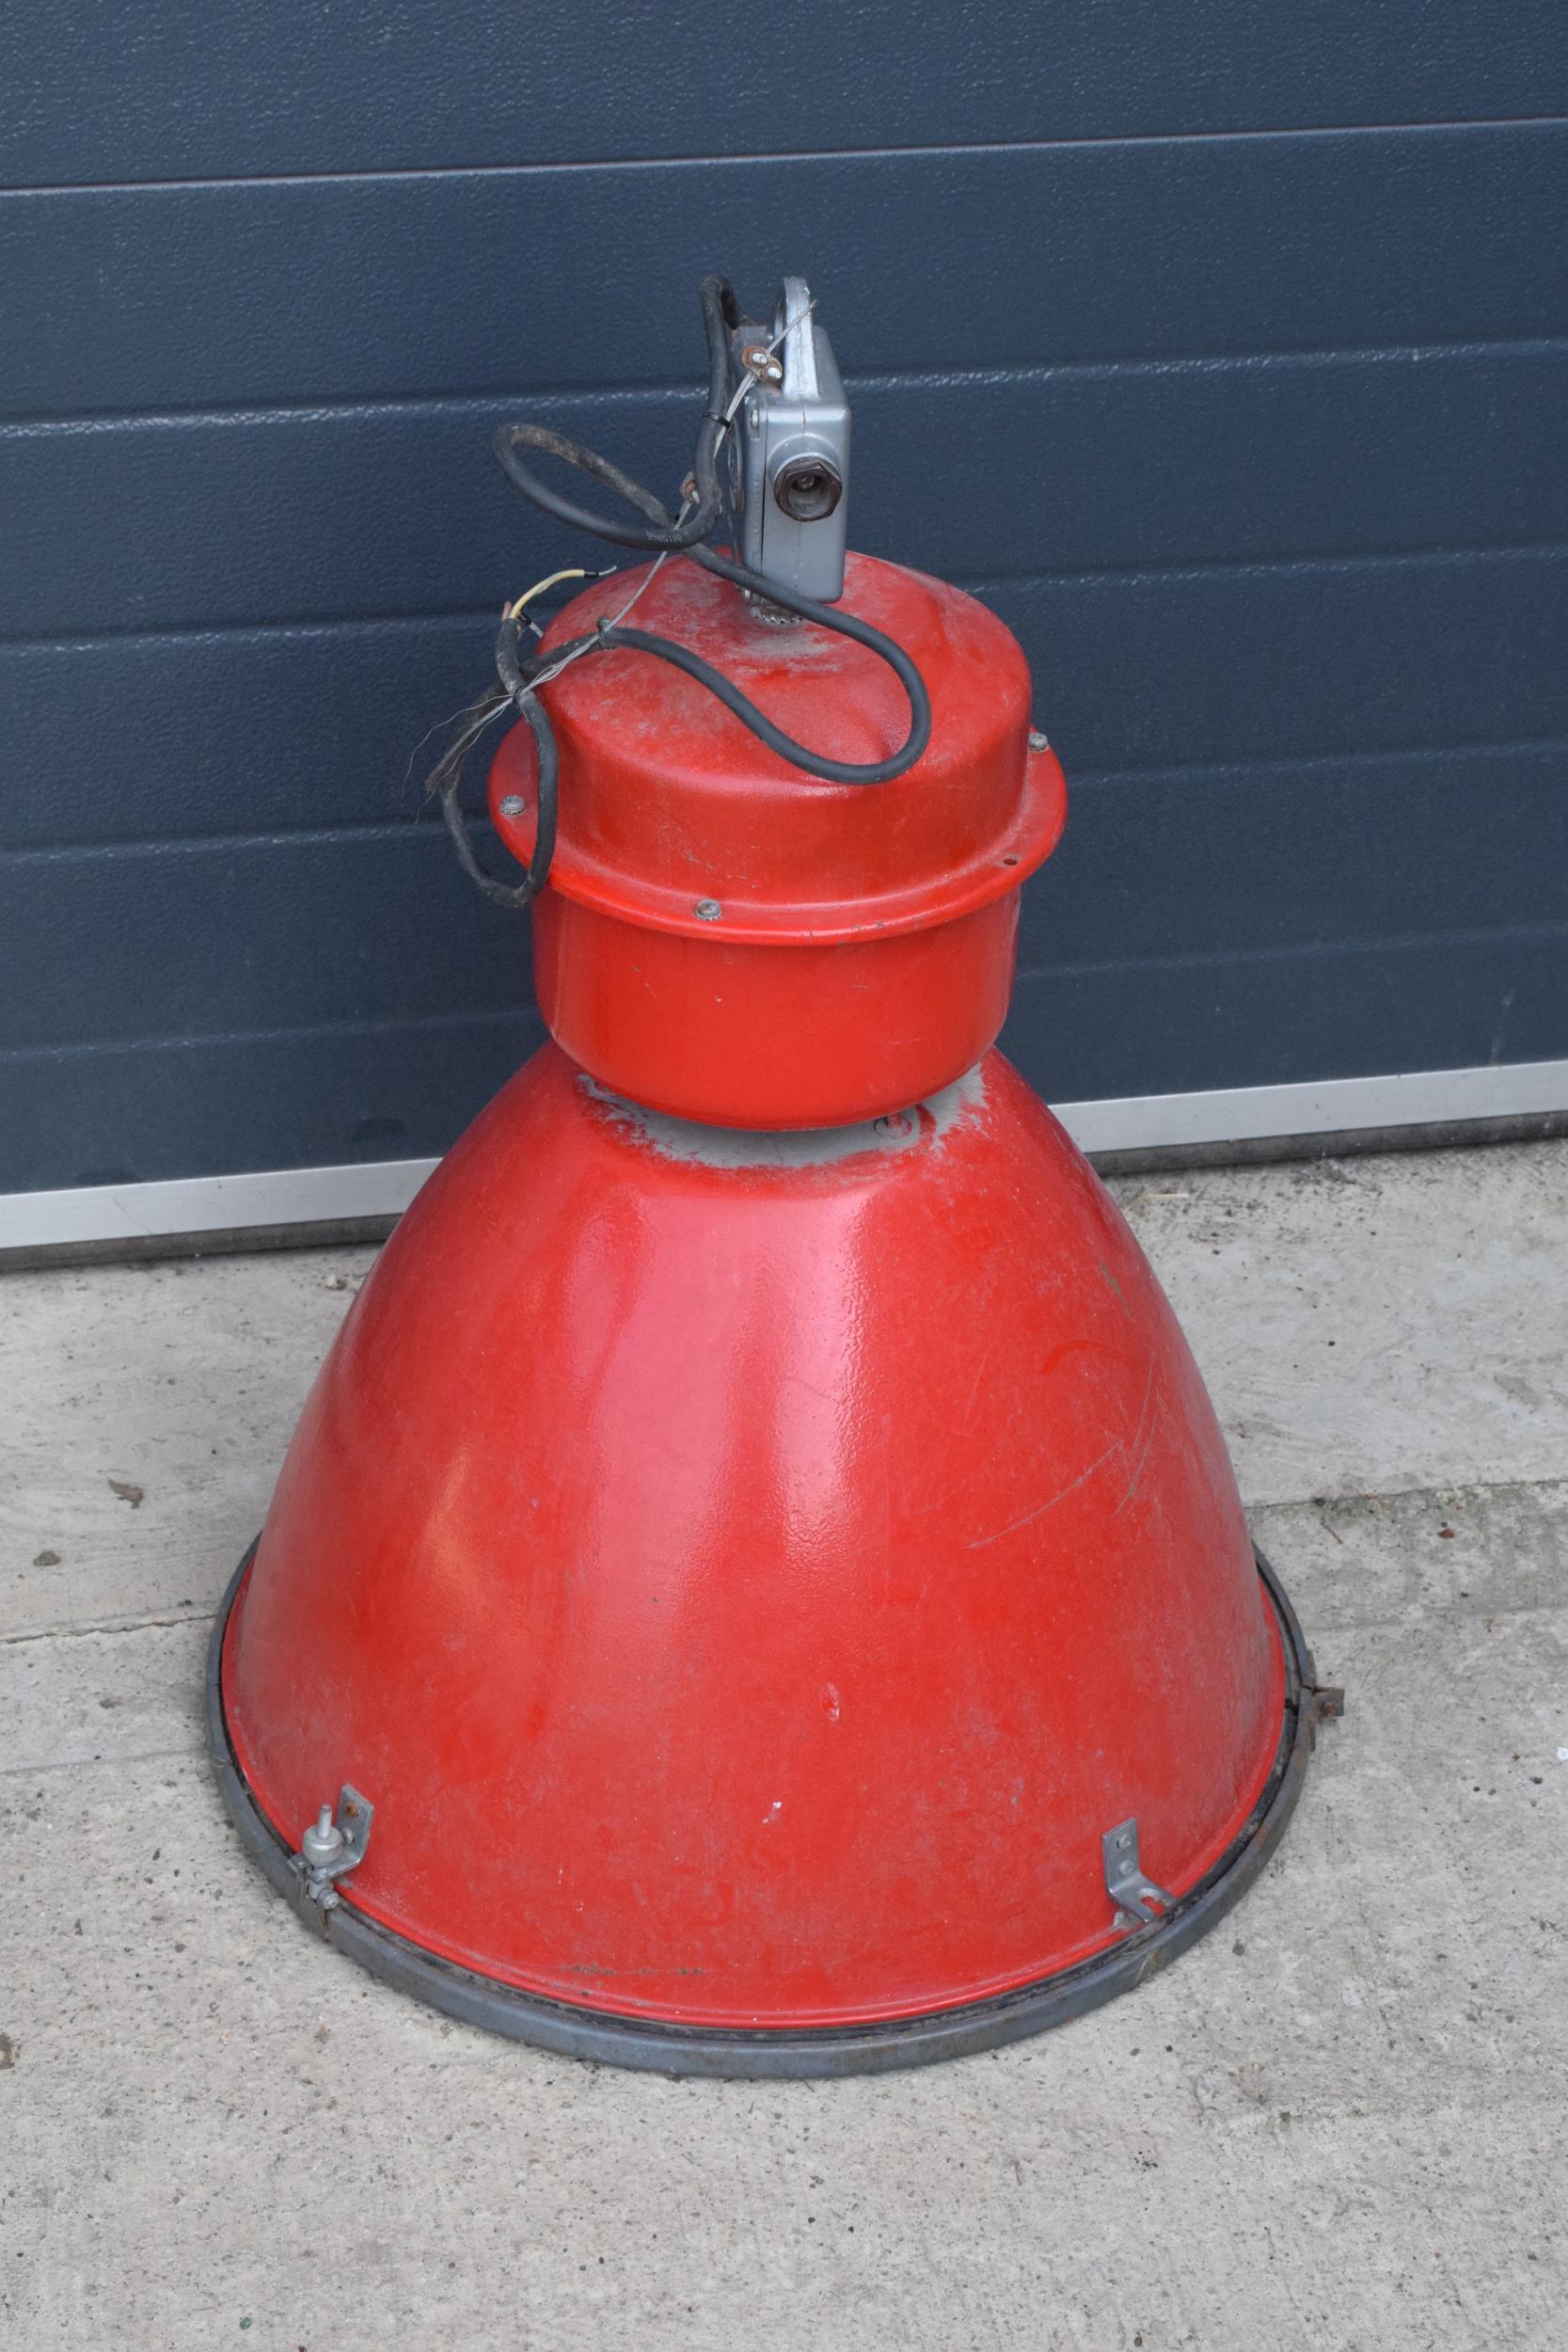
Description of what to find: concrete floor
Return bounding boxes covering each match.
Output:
[3,1140,1566,2350]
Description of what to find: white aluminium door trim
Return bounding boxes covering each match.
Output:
[2,1056,1565,1255]
[1053,1055,1568,1156]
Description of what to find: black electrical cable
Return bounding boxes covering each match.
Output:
[436,686,557,912]
[435,274,931,906]
[489,276,739,552]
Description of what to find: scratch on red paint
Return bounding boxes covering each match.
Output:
[1115,1355,1161,1515]
[963,1438,1120,1550]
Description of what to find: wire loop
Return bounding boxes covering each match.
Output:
[433,275,931,908]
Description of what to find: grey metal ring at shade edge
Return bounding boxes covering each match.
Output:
[206,1542,1333,2079]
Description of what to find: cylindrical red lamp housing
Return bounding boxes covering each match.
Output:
[489,552,1066,1127]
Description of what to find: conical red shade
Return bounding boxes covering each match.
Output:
[214,1042,1303,2061]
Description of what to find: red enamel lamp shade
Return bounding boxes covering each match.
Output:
[211,553,1323,2074]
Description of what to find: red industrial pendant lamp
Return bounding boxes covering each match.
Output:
[209,277,1340,2074]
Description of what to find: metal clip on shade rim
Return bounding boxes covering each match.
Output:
[209,1542,1333,2077]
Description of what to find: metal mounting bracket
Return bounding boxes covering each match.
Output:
[1102,1817,1173,1931]
[292,1784,374,1915]
[725,275,849,607]
[1304,1658,1346,1751]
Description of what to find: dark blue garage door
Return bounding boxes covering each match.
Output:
[4,6,1566,1191]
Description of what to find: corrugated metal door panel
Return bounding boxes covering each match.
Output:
[7,125,1567,418]
[7,4,1564,183]
[7,347,1566,638]
[3,13,1565,1193]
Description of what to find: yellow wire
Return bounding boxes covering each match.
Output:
[505,567,592,622]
